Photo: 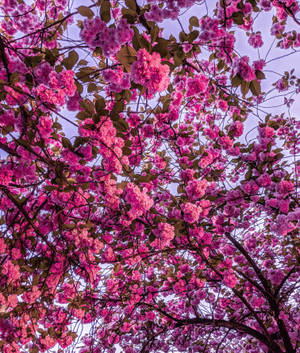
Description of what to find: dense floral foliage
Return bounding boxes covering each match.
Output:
[0,0,299,352]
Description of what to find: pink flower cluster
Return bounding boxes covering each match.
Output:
[186,74,209,96]
[186,179,208,200]
[5,82,29,106]
[151,222,175,249]
[34,62,53,84]
[35,70,76,106]
[145,0,195,22]
[80,17,133,56]
[79,117,128,174]
[198,17,221,42]
[271,214,296,236]
[1,260,21,285]
[22,286,41,304]
[248,32,263,48]
[131,49,170,96]
[102,68,130,93]
[271,23,284,36]
[182,202,202,224]
[261,0,272,11]
[223,270,237,288]
[229,121,244,137]
[275,78,288,92]
[198,17,235,62]
[277,180,294,195]
[125,183,154,220]
[199,152,214,168]
[232,56,256,82]
[37,116,53,140]
[253,59,265,71]
[96,174,122,210]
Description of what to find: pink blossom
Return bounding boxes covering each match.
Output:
[256,174,272,187]
[186,179,208,200]
[261,0,272,11]
[40,336,56,350]
[248,33,263,48]
[60,70,77,96]
[80,17,133,56]
[186,74,209,96]
[242,2,252,16]
[67,92,81,111]
[223,271,237,288]
[131,49,170,96]
[125,183,154,219]
[275,78,288,91]
[198,152,213,168]
[271,23,284,36]
[242,180,259,195]
[22,286,41,304]
[229,121,244,137]
[35,85,66,106]
[2,260,21,285]
[253,59,265,71]
[0,238,6,254]
[277,180,294,194]
[37,116,53,139]
[103,68,130,93]
[232,56,256,82]
[278,199,290,213]
[219,135,233,149]
[182,202,202,224]
[151,222,175,249]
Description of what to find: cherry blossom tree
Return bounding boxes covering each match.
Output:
[0,0,299,352]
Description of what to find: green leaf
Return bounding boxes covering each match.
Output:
[255,70,265,80]
[45,49,59,66]
[114,119,129,133]
[24,55,42,68]
[87,83,97,92]
[179,31,188,42]
[101,0,111,23]
[250,80,261,96]
[151,26,159,43]
[188,30,199,42]
[189,16,199,27]
[74,136,88,148]
[153,38,169,57]
[149,233,155,242]
[25,73,33,89]
[232,75,242,87]
[95,97,106,113]
[125,0,136,10]
[122,146,132,155]
[44,185,57,191]
[63,224,76,230]
[123,89,132,102]
[232,11,244,25]
[217,60,225,70]
[62,137,72,149]
[241,81,250,96]
[62,50,79,70]
[30,346,39,353]
[113,101,125,113]
[245,168,252,181]
[77,6,94,19]
[116,45,137,71]
[80,99,95,114]
[78,59,88,66]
